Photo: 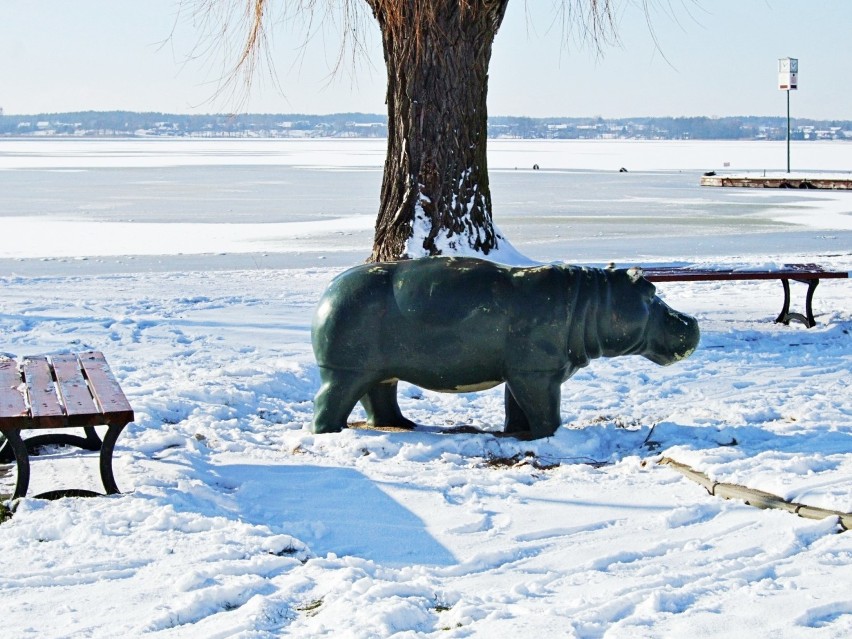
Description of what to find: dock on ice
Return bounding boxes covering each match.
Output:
[701,172,852,190]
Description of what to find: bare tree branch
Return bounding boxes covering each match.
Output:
[182,0,375,111]
[185,0,643,112]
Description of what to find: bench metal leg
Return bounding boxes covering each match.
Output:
[2,427,102,464]
[99,424,126,495]
[803,278,819,328]
[3,430,31,500]
[2,425,125,500]
[776,278,792,325]
[18,426,103,455]
[0,433,12,464]
[775,278,819,328]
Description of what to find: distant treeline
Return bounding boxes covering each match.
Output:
[2,110,851,141]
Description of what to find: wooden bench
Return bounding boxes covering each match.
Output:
[641,263,850,328]
[0,351,134,500]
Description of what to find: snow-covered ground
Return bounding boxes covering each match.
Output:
[1,139,851,638]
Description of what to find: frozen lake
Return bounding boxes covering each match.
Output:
[1,138,851,637]
[1,138,850,273]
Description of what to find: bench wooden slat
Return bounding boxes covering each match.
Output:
[51,353,99,422]
[0,358,27,421]
[645,271,795,282]
[22,356,66,428]
[643,264,850,283]
[78,351,134,425]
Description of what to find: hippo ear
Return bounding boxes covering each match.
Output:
[625,266,656,299]
[626,266,644,282]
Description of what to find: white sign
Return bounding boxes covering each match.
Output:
[778,57,798,90]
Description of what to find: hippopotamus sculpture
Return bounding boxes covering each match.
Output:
[311,257,699,439]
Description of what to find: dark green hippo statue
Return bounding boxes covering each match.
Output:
[311,256,699,440]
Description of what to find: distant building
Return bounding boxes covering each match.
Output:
[1,111,851,141]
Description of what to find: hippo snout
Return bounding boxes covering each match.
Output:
[642,302,700,366]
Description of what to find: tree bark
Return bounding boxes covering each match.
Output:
[366,0,510,262]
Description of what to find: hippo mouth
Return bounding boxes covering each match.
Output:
[642,303,700,366]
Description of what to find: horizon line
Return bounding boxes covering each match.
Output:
[2,110,850,123]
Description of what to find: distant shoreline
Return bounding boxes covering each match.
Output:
[2,111,851,142]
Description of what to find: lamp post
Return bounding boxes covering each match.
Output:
[778,57,798,173]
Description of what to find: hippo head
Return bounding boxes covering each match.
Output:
[599,267,700,366]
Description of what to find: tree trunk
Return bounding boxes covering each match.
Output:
[366,0,510,262]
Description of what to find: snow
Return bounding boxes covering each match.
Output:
[404,201,534,266]
[1,139,851,638]
[0,216,374,260]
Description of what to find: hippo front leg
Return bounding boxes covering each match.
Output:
[360,381,417,430]
[503,385,531,435]
[313,367,376,434]
[503,372,563,440]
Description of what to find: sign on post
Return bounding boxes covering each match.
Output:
[778,58,798,90]
[778,58,798,173]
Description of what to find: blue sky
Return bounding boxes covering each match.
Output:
[1,0,849,119]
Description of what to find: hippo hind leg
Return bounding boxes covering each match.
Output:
[360,381,417,430]
[503,372,563,440]
[313,367,377,434]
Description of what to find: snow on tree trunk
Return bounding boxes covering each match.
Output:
[367,0,510,262]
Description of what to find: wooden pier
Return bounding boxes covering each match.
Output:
[701,173,852,190]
